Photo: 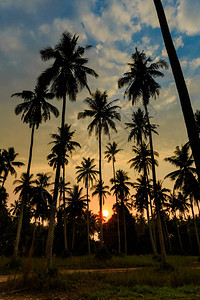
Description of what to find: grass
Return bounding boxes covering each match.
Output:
[1,255,200,299]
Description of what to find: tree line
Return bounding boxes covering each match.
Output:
[1,1,200,267]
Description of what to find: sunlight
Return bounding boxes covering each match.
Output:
[103,209,109,218]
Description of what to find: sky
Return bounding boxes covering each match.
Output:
[1,0,200,216]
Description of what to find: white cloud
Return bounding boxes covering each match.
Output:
[176,0,200,35]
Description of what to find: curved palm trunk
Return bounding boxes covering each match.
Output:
[46,95,66,267]
[144,104,167,262]
[63,164,68,252]
[13,123,35,259]
[98,125,103,246]
[112,159,121,254]
[190,194,200,255]
[86,178,91,255]
[153,0,200,183]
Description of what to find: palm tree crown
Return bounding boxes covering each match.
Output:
[78,89,121,137]
[12,83,59,129]
[39,31,98,100]
[118,48,168,105]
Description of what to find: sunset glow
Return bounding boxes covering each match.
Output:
[103,210,109,218]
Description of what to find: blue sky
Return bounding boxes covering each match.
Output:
[1,0,200,214]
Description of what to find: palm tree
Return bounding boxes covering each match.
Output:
[29,173,52,256]
[47,124,80,254]
[39,31,98,265]
[153,0,200,182]
[165,143,200,255]
[111,169,133,255]
[118,48,168,262]
[76,157,98,254]
[125,108,158,144]
[11,83,59,259]
[65,185,87,250]
[104,141,122,253]
[0,148,24,188]
[78,89,121,245]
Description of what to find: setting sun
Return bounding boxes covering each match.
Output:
[103,210,109,218]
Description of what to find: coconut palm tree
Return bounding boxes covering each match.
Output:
[0,148,24,188]
[48,124,80,253]
[153,0,200,182]
[65,185,87,250]
[78,89,121,245]
[125,108,158,144]
[76,157,98,254]
[11,83,59,259]
[165,143,200,255]
[111,169,133,255]
[28,173,52,256]
[104,141,122,253]
[39,31,98,265]
[118,48,168,262]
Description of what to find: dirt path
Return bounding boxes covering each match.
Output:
[0,267,141,283]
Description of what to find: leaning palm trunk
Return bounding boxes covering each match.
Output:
[153,0,200,182]
[13,124,35,259]
[144,104,167,262]
[112,159,121,254]
[190,194,200,255]
[98,125,103,246]
[46,95,66,266]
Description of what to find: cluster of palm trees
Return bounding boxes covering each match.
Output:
[1,0,200,265]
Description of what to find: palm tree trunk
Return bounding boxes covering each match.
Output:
[122,204,127,255]
[184,212,193,252]
[13,124,35,259]
[163,216,172,252]
[72,221,75,250]
[98,125,103,246]
[63,164,68,252]
[46,94,67,267]
[153,0,200,183]
[29,217,37,257]
[144,164,157,255]
[86,180,91,255]
[190,194,200,255]
[113,159,121,254]
[174,213,183,252]
[144,104,167,262]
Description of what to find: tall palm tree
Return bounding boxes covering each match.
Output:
[153,0,200,182]
[12,84,59,259]
[39,31,98,265]
[118,48,168,262]
[0,148,24,188]
[65,185,87,250]
[104,141,122,253]
[78,89,121,245]
[47,124,80,254]
[110,169,133,255]
[76,157,98,254]
[165,143,200,255]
